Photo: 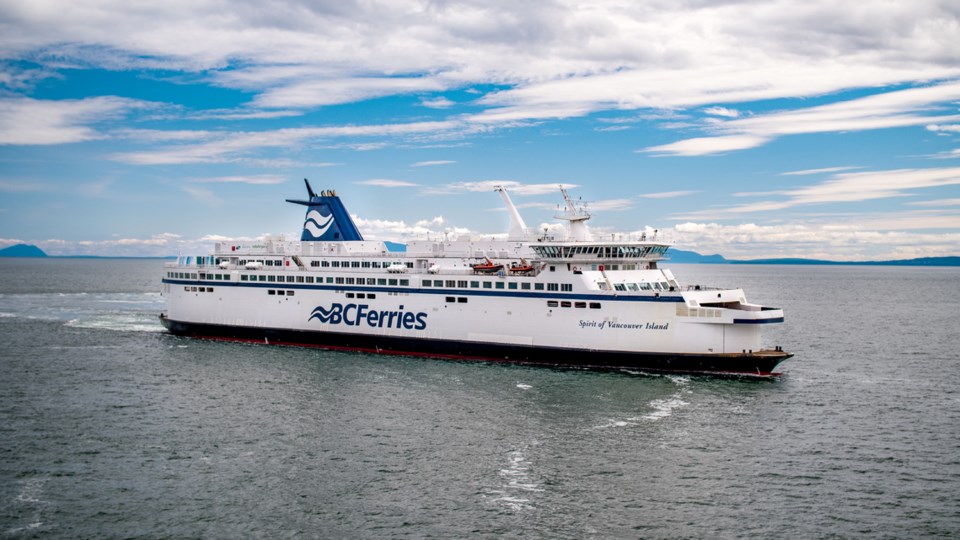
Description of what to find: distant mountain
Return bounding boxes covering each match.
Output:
[0,244,47,257]
[731,256,960,266]
[666,249,728,264]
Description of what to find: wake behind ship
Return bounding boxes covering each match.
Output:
[160,180,792,377]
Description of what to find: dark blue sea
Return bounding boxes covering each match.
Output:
[1,258,958,538]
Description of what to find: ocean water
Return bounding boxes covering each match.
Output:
[1,258,958,538]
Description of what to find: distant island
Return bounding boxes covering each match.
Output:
[668,249,960,267]
[1,242,957,266]
[0,244,47,257]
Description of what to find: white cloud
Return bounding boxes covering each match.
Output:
[191,175,288,185]
[669,220,960,261]
[420,97,455,109]
[672,166,960,219]
[646,81,960,156]
[703,107,740,118]
[927,124,960,133]
[643,135,770,156]
[639,190,697,199]
[357,179,418,188]
[411,160,456,167]
[426,180,578,196]
[0,96,146,145]
[781,166,862,176]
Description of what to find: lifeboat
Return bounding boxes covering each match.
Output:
[471,257,504,274]
[508,258,535,274]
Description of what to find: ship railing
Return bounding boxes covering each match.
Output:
[685,285,726,291]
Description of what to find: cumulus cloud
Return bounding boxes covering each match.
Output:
[0,96,147,145]
[672,166,960,219]
[645,81,960,155]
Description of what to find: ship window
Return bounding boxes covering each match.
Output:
[388,279,398,286]
[287,291,294,296]
[614,283,626,291]
[458,297,468,303]
[400,279,409,286]
[336,277,345,284]
[351,278,360,284]
[550,266,555,272]
[192,274,198,280]
[423,280,432,287]
[296,276,304,283]
[362,262,371,268]
[521,282,531,290]
[326,277,334,283]
[331,261,340,268]
[627,283,639,291]
[265,260,273,266]
[547,283,559,291]
[470,281,480,288]
[277,290,285,296]
[639,282,652,290]
[446,296,456,303]
[268,290,275,295]
[367,278,375,285]
[561,301,571,308]
[508,282,517,290]
[561,284,573,292]
[208,287,215,293]
[368,294,376,299]
[589,302,601,309]
[356,293,365,299]
[377,279,386,285]
[311,261,319,267]
[284,276,292,283]
[351,261,360,268]
[346,293,354,298]
[406,262,414,268]
[445,280,456,287]
[240,275,248,281]
[483,282,492,289]
[372,262,381,268]
[547,301,558,307]
[267,275,276,282]
[306,277,314,283]
[575,302,586,308]
[434,280,443,287]
[534,283,544,290]
[258,275,266,282]
[653,282,662,290]
[495,282,504,289]
[457,280,468,288]
[321,261,330,267]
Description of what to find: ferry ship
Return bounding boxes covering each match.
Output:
[160,180,792,377]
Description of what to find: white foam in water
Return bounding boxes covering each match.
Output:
[641,395,689,421]
[516,383,532,390]
[486,449,543,511]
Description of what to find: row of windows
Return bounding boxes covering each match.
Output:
[309,260,414,269]
[422,279,573,292]
[613,281,673,292]
[532,245,668,259]
[267,290,295,296]
[184,286,214,293]
[345,292,376,299]
[173,271,581,294]
[547,300,601,309]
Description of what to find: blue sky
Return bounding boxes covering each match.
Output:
[1,0,958,260]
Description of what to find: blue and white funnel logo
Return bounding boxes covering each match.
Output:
[303,210,335,240]
[309,303,428,330]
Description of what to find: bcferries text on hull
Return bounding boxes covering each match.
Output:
[160,180,792,377]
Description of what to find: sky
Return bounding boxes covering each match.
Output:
[0,0,959,260]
